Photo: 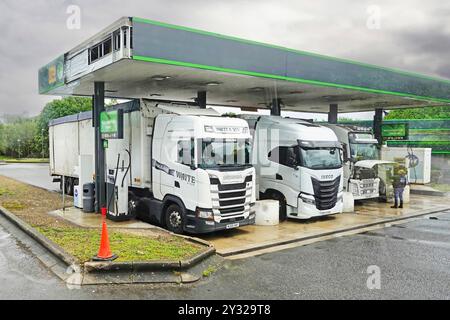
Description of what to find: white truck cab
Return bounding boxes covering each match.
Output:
[147,110,256,233]
[243,116,344,220]
[323,124,382,200]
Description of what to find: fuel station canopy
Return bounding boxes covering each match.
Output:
[39,16,450,113]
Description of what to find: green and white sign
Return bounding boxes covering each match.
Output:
[100,110,124,139]
[382,123,408,140]
[38,55,65,94]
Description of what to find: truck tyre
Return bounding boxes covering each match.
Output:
[270,192,287,222]
[65,177,74,196]
[378,179,388,202]
[165,204,184,234]
[128,192,138,219]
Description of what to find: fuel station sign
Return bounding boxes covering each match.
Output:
[38,55,65,94]
[382,123,409,141]
[100,109,124,139]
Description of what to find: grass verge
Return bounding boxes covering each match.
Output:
[37,226,201,263]
[0,175,203,263]
[0,157,49,164]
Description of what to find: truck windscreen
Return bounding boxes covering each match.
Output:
[198,138,251,169]
[299,147,342,170]
[349,143,379,160]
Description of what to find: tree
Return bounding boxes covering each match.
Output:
[384,106,450,120]
[0,117,39,158]
[36,97,92,157]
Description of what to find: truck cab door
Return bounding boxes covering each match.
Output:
[265,146,301,207]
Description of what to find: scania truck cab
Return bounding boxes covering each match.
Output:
[145,106,256,234]
[322,124,381,200]
[242,116,344,220]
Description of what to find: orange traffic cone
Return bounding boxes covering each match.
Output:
[92,207,118,261]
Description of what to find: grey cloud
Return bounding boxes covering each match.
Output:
[0,0,449,117]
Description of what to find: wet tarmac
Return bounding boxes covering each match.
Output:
[1,211,450,299]
[200,195,450,256]
[0,163,59,192]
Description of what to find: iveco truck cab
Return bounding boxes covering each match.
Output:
[242,116,344,221]
[323,124,382,200]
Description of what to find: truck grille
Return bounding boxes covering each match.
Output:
[211,176,252,219]
[311,176,340,210]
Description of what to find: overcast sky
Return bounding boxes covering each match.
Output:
[0,0,449,119]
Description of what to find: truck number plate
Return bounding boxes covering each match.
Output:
[226,223,240,229]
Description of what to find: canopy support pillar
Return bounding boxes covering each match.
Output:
[270,98,282,116]
[94,82,106,213]
[373,108,384,145]
[197,91,207,109]
[328,104,338,124]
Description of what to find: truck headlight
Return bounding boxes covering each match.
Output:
[195,208,214,220]
[299,194,315,205]
[204,125,214,133]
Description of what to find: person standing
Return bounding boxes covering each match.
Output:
[391,166,408,209]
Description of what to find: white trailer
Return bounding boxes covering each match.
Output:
[242,116,344,220]
[49,99,256,234]
[48,111,94,197]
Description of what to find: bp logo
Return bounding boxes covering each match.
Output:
[56,61,64,81]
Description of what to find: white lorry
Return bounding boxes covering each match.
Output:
[322,124,383,200]
[242,116,344,220]
[49,99,256,234]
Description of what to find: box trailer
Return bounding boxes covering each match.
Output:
[48,111,95,196]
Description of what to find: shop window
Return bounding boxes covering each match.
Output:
[88,36,113,64]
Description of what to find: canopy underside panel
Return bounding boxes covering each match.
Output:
[50,59,445,113]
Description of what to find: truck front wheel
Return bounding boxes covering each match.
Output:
[165,204,184,234]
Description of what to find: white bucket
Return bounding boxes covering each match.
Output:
[403,185,410,204]
[342,192,354,213]
[254,200,279,226]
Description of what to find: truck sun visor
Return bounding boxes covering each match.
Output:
[297,140,342,149]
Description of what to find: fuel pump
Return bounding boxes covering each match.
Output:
[106,151,134,221]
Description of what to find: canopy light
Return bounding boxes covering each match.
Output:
[151,75,171,81]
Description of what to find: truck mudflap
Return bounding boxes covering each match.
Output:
[183,215,256,234]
